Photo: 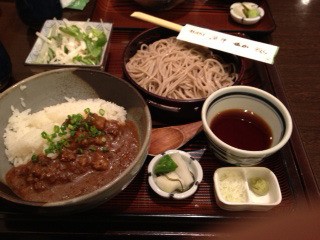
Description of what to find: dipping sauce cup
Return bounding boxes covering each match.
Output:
[201,86,293,166]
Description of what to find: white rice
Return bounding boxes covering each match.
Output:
[19,85,27,91]
[3,98,127,167]
[20,97,26,107]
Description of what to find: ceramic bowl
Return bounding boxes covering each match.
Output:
[123,27,245,122]
[201,86,293,166]
[0,68,151,214]
[214,167,282,211]
[230,2,265,25]
[148,150,203,199]
[25,20,112,72]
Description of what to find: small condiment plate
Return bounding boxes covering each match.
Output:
[148,150,203,199]
[230,2,265,25]
[214,167,282,211]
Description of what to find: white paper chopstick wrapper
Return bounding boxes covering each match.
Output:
[131,12,279,64]
[177,24,279,64]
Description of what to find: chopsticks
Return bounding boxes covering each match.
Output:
[131,12,183,32]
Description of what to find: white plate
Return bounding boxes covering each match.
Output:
[25,20,112,68]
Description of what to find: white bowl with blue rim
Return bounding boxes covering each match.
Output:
[201,86,293,166]
[148,149,203,199]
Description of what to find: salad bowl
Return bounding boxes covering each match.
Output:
[25,19,112,71]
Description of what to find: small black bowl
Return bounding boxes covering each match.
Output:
[123,27,245,122]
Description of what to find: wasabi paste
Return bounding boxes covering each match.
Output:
[249,177,269,196]
[242,3,260,18]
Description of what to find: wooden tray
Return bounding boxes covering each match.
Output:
[92,0,276,34]
[0,29,317,239]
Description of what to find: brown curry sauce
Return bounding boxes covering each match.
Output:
[5,113,139,202]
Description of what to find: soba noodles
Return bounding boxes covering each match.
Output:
[125,37,238,100]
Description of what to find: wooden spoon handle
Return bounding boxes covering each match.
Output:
[173,121,203,142]
[149,121,203,156]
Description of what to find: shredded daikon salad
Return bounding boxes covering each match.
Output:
[36,18,108,65]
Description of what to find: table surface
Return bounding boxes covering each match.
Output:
[0,0,319,237]
[267,0,320,192]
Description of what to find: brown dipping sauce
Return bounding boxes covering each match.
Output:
[210,109,273,151]
[5,113,139,202]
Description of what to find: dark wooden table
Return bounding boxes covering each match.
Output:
[266,0,320,193]
[0,0,319,238]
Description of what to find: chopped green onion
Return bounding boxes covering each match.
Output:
[64,46,69,54]
[41,108,109,156]
[54,125,60,133]
[58,132,66,137]
[41,131,49,139]
[51,133,57,139]
[101,147,108,153]
[99,109,105,116]
[89,147,96,152]
[45,148,53,154]
[84,108,90,114]
[76,134,85,142]
[31,154,38,163]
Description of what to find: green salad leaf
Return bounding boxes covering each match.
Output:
[39,21,108,65]
[83,28,107,63]
[59,25,83,40]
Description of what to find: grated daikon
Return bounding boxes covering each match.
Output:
[218,170,247,202]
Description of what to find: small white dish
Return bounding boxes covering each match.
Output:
[230,2,265,25]
[25,19,112,70]
[214,167,282,211]
[148,150,203,199]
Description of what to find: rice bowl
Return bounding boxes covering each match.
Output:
[0,68,151,213]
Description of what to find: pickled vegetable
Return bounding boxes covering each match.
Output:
[154,153,194,193]
[170,152,194,190]
[154,154,178,175]
[156,172,183,193]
